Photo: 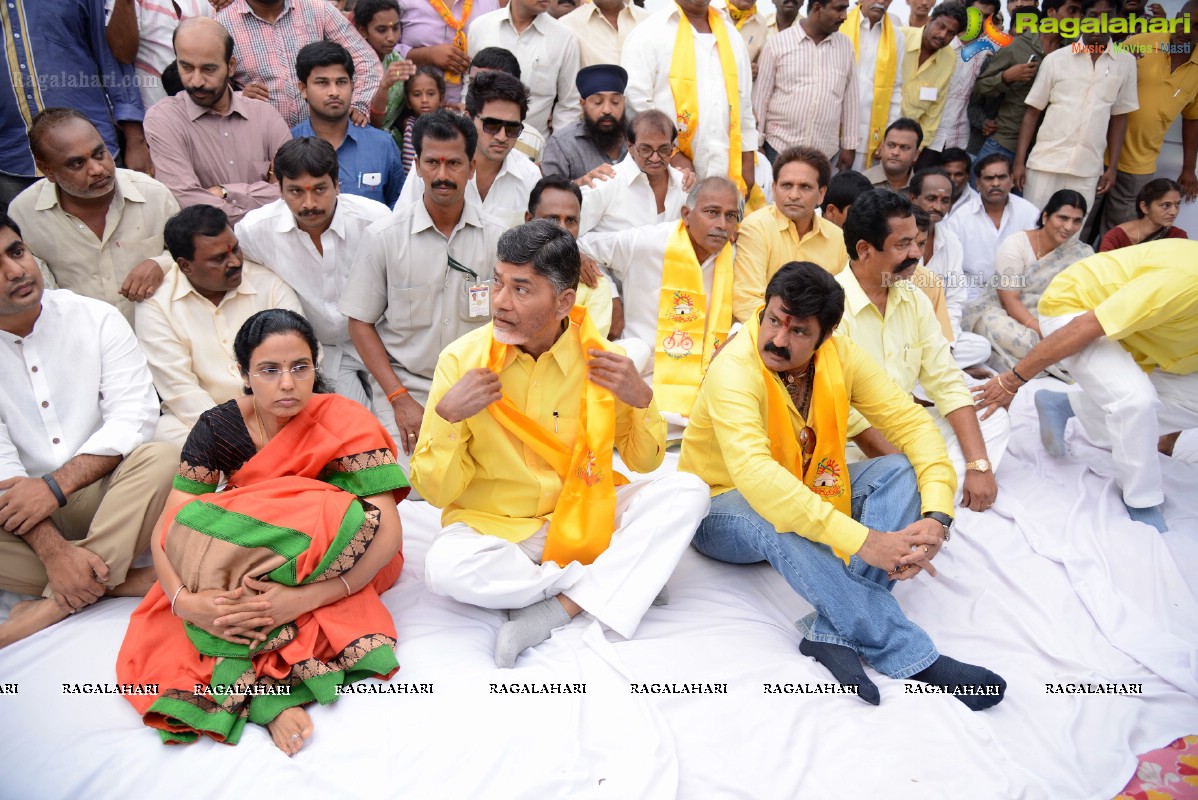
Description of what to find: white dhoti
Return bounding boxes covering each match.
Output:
[1042,313,1198,507]
[424,473,710,639]
[952,331,993,371]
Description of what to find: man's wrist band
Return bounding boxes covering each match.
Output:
[41,475,68,507]
[1011,367,1029,383]
[387,387,408,404]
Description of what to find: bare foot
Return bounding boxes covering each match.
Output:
[1159,431,1181,457]
[267,706,313,756]
[107,566,157,598]
[0,598,71,649]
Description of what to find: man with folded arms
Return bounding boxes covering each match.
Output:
[410,220,708,667]
[0,213,176,647]
[679,260,1006,708]
[580,176,740,416]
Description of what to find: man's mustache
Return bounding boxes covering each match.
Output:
[431,180,458,191]
[764,341,791,361]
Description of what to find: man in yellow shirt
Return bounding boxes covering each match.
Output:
[410,221,709,668]
[680,261,1006,708]
[837,191,1005,508]
[732,147,847,322]
[900,3,967,150]
[974,241,1198,533]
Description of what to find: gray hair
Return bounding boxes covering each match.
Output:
[495,219,581,294]
[684,175,743,220]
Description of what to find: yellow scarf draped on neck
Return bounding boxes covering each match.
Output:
[747,308,854,561]
[485,306,626,567]
[653,220,734,416]
[668,3,745,194]
[728,3,757,28]
[841,6,896,169]
[428,0,473,84]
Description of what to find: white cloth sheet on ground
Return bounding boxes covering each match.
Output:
[0,385,1195,799]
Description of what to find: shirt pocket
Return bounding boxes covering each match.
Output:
[386,282,437,330]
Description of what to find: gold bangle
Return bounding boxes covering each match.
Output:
[996,375,1016,395]
[339,576,351,597]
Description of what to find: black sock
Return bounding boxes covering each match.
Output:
[799,638,881,705]
[912,655,1006,711]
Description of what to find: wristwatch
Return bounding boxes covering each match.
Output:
[965,458,992,473]
[923,510,953,542]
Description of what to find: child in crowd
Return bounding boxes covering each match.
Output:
[397,67,447,173]
[356,0,416,133]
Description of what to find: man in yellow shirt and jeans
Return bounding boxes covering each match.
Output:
[410,220,709,668]
[679,261,1006,709]
[974,240,1198,533]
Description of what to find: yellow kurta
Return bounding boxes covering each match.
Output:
[834,266,974,437]
[732,206,848,322]
[410,321,667,543]
[679,326,956,556]
[899,27,957,148]
[1038,240,1198,375]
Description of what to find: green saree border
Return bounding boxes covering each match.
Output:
[323,462,410,497]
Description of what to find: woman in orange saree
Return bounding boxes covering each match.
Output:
[117,310,409,755]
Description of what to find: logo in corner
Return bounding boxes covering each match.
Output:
[960,8,1013,62]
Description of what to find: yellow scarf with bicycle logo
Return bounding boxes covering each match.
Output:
[748,308,854,562]
[654,220,733,416]
[485,306,626,567]
[841,6,896,168]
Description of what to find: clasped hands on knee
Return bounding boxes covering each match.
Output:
[856,519,944,581]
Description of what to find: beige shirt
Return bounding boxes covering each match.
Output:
[339,196,506,405]
[134,260,302,435]
[1024,42,1139,179]
[8,170,179,325]
[736,13,769,64]
[560,1,649,68]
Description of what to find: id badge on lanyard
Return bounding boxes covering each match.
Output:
[449,254,491,319]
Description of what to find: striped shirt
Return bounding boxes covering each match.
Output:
[215,0,383,126]
[752,23,859,160]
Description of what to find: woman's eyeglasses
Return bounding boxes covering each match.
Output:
[251,364,314,381]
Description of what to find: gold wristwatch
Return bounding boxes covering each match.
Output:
[965,458,992,473]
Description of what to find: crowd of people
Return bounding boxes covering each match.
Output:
[1,0,1196,757]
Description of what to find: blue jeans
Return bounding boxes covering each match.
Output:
[692,455,938,678]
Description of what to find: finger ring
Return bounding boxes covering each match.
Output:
[923,546,930,555]
[290,733,301,742]
[408,433,416,438]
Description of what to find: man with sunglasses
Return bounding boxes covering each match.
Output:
[393,71,542,228]
[833,190,1005,511]
[578,109,687,235]
[679,260,1006,710]
[136,205,301,447]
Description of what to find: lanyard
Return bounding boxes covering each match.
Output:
[448,254,479,281]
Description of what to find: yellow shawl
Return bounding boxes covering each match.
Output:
[485,306,625,566]
[841,6,897,168]
[653,220,734,417]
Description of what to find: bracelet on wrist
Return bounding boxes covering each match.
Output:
[170,585,187,616]
[387,386,408,404]
[1011,367,1029,383]
[41,474,68,507]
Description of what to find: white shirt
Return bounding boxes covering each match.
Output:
[395,148,543,229]
[579,154,686,235]
[134,261,302,433]
[104,0,212,107]
[1025,42,1139,178]
[235,194,392,350]
[467,6,582,134]
[929,42,985,152]
[621,5,758,180]
[947,184,978,219]
[939,191,1040,301]
[0,290,158,481]
[925,225,967,337]
[855,12,906,161]
[580,220,719,363]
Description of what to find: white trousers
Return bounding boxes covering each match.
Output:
[1042,313,1198,507]
[930,404,1011,499]
[952,331,992,371]
[424,473,711,639]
